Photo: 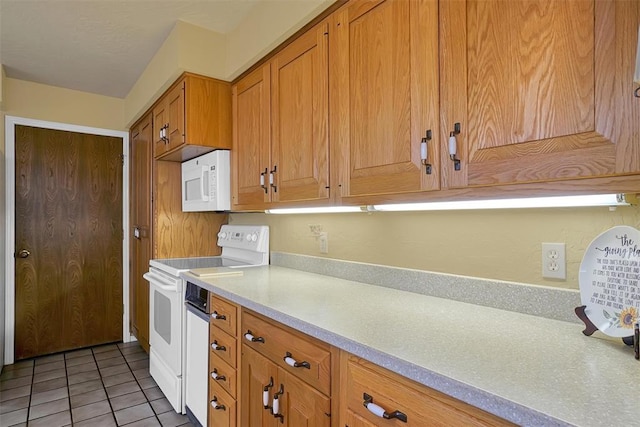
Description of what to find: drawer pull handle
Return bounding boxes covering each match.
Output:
[272,384,284,423]
[211,311,226,320]
[363,393,408,423]
[244,330,265,343]
[211,341,226,352]
[284,352,310,369]
[263,377,274,409]
[210,397,226,411]
[211,369,226,382]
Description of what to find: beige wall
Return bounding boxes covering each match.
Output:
[4,78,125,130]
[124,21,227,127]
[225,0,333,80]
[229,206,640,289]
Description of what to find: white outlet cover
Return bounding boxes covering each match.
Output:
[542,242,566,280]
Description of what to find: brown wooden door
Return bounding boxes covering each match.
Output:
[331,0,440,199]
[15,125,123,360]
[440,0,640,188]
[130,114,152,352]
[232,64,272,210]
[271,20,330,204]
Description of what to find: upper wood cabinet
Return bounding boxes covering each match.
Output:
[232,20,330,210]
[153,73,232,162]
[440,0,640,189]
[232,64,272,209]
[331,0,440,200]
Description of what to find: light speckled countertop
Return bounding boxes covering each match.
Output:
[181,265,640,426]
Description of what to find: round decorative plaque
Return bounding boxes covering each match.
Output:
[578,225,640,337]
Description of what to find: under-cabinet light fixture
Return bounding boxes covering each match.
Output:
[369,194,629,212]
[264,194,630,214]
[265,206,366,214]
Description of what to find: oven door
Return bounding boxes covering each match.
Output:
[143,268,184,412]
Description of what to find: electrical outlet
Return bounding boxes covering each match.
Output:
[319,232,328,254]
[542,243,566,280]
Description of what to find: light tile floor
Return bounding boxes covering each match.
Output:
[0,342,194,427]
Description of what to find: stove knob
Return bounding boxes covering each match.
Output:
[245,233,252,241]
[250,233,258,242]
[218,232,227,240]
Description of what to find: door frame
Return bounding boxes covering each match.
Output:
[4,115,131,364]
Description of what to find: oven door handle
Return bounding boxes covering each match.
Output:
[143,272,180,293]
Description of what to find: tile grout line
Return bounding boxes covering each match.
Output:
[118,343,162,426]
[92,345,121,427]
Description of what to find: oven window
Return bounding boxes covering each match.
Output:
[154,291,172,344]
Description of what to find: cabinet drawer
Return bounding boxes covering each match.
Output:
[344,355,513,427]
[241,311,331,395]
[209,381,236,427]
[210,295,238,336]
[209,352,237,398]
[210,326,237,368]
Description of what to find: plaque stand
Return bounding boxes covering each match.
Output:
[575,305,634,346]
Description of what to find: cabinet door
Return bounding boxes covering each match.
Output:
[241,346,279,427]
[278,369,331,427]
[129,113,152,353]
[271,21,330,203]
[331,0,440,199]
[153,101,169,157]
[440,0,640,188]
[232,64,272,209]
[166,79,186,152]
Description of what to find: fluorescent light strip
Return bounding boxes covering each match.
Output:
[264,194,628,214]
[265,206,365,214]
[370,194,628,212]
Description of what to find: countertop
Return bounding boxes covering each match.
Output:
[181,265,640,426]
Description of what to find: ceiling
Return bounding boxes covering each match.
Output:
[0,0,262,98]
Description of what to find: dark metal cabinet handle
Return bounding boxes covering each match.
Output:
[211,311,226,321]
[210,369,226,382]
[448,122,461,171]
[211,341,226,352]
[363,393,408,423]
[263,377,274,410]
[272,384,284,423]
[283,352,310,369]
[210,397,226,411]
[244,330,265,343]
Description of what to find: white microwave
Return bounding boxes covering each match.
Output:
[181,150,230,212]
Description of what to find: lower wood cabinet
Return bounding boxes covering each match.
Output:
[205,297,512,427]
[341,353,513,427]
[241,346,330,427]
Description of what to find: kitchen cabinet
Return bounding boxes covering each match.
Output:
[440,0,640,189]
[330,0,440,199]
[232,19,330,210]
[240,310,332,426]
[209,294,240,426]
[341,353,512,427]
[153,72,232,162]
[129,113,153,352]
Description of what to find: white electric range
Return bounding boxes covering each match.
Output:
[143,224,269,420]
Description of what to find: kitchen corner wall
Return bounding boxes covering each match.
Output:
[1,65,6,369]
[229,206,640,289]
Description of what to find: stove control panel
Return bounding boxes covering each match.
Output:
[217,225,269,253]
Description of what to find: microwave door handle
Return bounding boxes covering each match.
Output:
[201,166,210,202]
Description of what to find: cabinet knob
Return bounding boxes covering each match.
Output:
[211,369,226,382]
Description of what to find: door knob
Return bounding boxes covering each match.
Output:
[18,249,30,258]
